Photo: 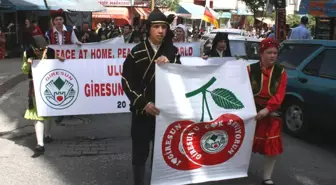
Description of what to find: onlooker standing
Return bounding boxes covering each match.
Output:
[289,16,312,40]
[21,19,34,50]
[98,22,108,40]
[80,22,100,43]
[174,24,188,42]
[123,24,133,43]
[31,20,43,36]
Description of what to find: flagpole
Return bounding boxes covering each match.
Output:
[199,19,203,29]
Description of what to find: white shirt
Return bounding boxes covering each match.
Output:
[52,25,79,45]
[289,24,312,40]
[217,49,223,57]
[148,39,161,53]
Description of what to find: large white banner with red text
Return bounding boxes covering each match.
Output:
[151,62,257,184]
[48,42,201,59]
[32,59,128,116]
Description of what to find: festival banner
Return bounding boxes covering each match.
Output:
[32,59,129,116]
[151,61,257,185]
[48,42,201,59]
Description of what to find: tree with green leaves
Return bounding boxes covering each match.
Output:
[287,14,316,29]
[241,0,267,19]
[150,0,179,11]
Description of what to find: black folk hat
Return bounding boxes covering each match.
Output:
[146,9,169,36]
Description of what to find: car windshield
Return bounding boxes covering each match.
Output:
[229,40,260,59]
[276,44,322,69]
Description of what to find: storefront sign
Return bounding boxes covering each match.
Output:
[151,60,257,185]
[97,0,132,6]
[49,42,201,59]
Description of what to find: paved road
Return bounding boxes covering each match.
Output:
[0,81,335,185]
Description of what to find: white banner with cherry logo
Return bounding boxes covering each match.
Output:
[48,41,200,59]
[31,58,129,117]
[152,59,257,184]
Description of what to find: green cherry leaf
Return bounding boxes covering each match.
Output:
[208,88,244,110]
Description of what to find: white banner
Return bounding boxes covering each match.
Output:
[32,59,129,116]
[49,42,201,59]
[151,61,257,184]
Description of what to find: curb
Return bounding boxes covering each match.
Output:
[0,73,26,97]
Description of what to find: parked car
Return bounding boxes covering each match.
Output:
[276,40,336,137]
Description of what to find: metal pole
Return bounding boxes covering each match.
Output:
[151,0,155,11]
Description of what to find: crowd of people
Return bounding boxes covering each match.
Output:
[20,8,287,185]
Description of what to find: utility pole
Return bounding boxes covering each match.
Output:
[151,0,155,11]
[274,0,287,41]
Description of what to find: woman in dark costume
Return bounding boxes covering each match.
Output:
[201,32,231,59]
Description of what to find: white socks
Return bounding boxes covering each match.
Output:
[34,120,52,147]
[263,156,277,182]
[35,121,44,146]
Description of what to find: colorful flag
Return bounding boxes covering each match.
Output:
[203,6,219,29]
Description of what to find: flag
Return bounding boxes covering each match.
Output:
[203,6,219,29]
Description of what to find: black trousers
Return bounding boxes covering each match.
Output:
[131,113,155,166]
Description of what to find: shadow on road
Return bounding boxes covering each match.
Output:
[297,126,336,154]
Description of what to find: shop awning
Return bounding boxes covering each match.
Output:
[6,0,105,11]
[135,7,151,19]
[299,0,336,16]
[177,2,219,19]
[218,12,231,19]
[0,0,15,9]
[92,7,130,22]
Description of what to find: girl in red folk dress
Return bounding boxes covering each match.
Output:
[247,38,287,185]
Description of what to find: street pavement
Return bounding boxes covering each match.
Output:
[1,80,336,185]
[0,58,26,97]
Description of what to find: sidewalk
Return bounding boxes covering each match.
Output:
[0,58,26,97]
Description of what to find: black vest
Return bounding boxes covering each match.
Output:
[249,62,284,97]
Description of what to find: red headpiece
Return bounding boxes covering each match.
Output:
[259,38,279,53]
[50,9,65,21]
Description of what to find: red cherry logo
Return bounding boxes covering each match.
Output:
[181,114,245,166]
[57,96,64,102]
[162,120,202,170]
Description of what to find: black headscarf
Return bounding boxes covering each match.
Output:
[211,32,231,57]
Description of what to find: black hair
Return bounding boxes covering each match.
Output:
[124,24,132,30]
[301,16,308,25]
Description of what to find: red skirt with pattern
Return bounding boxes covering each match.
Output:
[252,115,283,156]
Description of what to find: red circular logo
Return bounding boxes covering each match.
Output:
[181,114,245,166]
[162,120,202,170]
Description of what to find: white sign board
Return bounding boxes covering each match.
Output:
[49,42,201,59]
[32,59,129,116]
[151,61,257,185]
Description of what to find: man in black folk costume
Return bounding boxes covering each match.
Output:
[121,10,181,185]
